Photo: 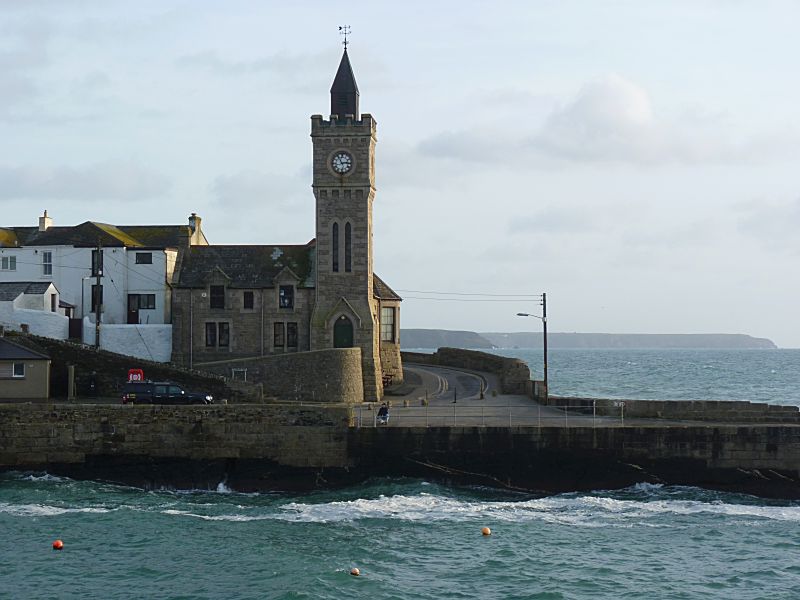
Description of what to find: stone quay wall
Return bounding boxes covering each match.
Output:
[195,348,364,404]
[0,403,353,471]
[402,348,530,394]
[4,402,800,497]
[546,396,800,424]
[352,425,800,498]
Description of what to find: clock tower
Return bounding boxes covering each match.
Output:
[309,48,382,401]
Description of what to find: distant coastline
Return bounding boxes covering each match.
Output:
[401,329,778,350]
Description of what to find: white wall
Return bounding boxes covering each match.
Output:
[0,303,69,339]
[82,317,172,362]
[0,246,170,325]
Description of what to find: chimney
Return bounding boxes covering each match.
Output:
[38,210,53,232]
[188,213,202,244]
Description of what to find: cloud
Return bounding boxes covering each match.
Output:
[508,206,597,235]
[413,75,798,168]
[211,169,309,212]
[0,162,170,202]
[736,197,800,253]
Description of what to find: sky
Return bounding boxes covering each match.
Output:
[2,1,798,347]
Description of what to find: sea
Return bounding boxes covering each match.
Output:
[2,348,800,599]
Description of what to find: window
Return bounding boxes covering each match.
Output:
[279,285,294,309]
[273,322,285,348]
[332,222,339,272]
[129,294,156,310]
[135,252,152,264]
[205,322,230,348]
[13,363,25,378]
[381,307,395,342]
[1,256,16,271]
[344,222,352,272]
[210,285,225,309]
[287,322,298,348]
[91,249,103,276]
[168,385,182,395]
[231,368,247,381]
[205,322,217,347]
[50,294,57,313]
[42,251,52,276]
[218,322,230,347]
[243,291,254,310]
[91,284,103,312]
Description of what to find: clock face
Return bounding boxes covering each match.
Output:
[331,152,353,174]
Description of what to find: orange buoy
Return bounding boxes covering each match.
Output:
[350,567,360,577]
[481,527,492,536]
[52,539,64,550]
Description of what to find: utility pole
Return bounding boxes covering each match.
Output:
[94,238,102,349]
[541,292,548,402]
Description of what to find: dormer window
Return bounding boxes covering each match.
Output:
[210,285,225,309]
[279,286,294,309]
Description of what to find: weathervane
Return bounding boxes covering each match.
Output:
[339,25,351,50]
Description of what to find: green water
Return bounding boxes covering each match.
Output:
[2,474,800,599]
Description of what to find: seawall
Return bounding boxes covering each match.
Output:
[3,404,800,498]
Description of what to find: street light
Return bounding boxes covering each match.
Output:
[517,292,547,402]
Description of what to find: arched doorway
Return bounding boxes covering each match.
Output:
[333,315,354,348]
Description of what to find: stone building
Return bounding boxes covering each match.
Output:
[171,48,402,401]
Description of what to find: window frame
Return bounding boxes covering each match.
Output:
[278,285,294,309]
[209,285,225,309]
[344,222,352,272]
[42,251,53,276]
[12,362,25,378]
[381,307,396,342]
[1,256,16,271]
[286,322,298,348]
[273,322,285,349]
[332,222,339,272]
[243,291,254,310]
[91,284,103,313]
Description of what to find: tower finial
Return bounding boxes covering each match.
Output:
[339,25,351,50]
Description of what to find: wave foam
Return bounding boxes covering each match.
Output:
[0,503,112,517]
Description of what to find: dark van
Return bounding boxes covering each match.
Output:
[121,381,213,405]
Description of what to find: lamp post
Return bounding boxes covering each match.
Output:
[517,292,547,402]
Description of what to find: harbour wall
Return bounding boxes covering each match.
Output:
[3,403,800,498]
[547,396,800,424]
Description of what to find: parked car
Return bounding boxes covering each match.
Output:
[121,381,213,405]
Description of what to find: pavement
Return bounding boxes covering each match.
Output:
[358,363,633,428]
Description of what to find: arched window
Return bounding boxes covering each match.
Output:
[344,222,352,272]
[332,222,339,272]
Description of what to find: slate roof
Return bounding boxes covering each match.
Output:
[176,244,316,288]
[373,275,402,301]
[330,49,359,117]
[0,282,54,301]
[0,222,194,249]
[0,337,49,360]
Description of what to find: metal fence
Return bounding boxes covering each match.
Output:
[356,401,626,428]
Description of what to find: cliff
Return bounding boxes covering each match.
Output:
[400,329,777,349]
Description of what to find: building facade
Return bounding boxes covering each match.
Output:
[171,48,402,400]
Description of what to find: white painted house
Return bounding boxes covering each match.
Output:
[0,211,208,361]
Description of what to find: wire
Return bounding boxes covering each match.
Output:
[396,288,542,297]
[402,296,535,302]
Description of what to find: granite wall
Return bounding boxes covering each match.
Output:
[195,347,364,404]
[545,396,800,424]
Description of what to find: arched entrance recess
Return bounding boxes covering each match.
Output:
[333,315,354,348]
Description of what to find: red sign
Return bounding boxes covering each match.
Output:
[128,369,144,382]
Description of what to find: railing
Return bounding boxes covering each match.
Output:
[356,400,626,428]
